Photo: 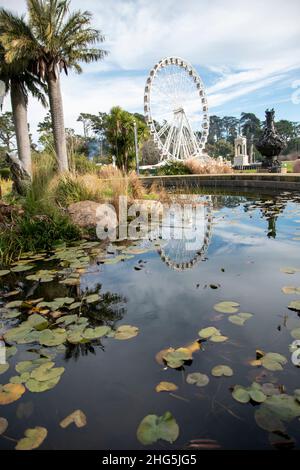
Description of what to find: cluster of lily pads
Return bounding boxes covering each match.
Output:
[0,240,147,450]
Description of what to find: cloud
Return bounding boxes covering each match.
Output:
[1,0,300,140]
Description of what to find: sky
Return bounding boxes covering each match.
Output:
[1,0,300,142]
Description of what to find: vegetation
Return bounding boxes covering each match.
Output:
[0,0,107,172]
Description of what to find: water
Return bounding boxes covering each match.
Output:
[1,190,300,450]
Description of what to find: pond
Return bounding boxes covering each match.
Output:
[1,190,300,450]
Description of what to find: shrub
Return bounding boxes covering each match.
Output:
[157,160,192,176]
[0,167,10,179]
[185,158,232,174]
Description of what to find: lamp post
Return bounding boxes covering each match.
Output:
[133,120,139,175]
[0,81,5,111]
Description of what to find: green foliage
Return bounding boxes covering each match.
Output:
[157,160,192,176]
[74,154,97,174]
[0,111,15,151]
[53,173,96,206]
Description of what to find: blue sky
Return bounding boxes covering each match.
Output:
[1,0,300,141]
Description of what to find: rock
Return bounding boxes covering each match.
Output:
[68,200,118,233]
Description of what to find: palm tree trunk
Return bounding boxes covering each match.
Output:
[10,79,32,177]
[47,71,69,172]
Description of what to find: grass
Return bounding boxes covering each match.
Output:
[0,178,13,197]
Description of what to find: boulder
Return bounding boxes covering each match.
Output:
[67,201,104,228]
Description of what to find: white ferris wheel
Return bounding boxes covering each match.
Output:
[144,57,210,163]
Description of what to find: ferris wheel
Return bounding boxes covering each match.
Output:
[144,57,210,162]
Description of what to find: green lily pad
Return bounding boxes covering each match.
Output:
[11,265,35,273]
[4,324,33,343]
[162,348,192,368]
[0,364,9,375]
[198,326,220,339]
[291,328,300,340]
[248,389,267,403]
[232,386,250,403]
[85,294,101,304]
[255,407,286,433]
[10,372,31,384]
[15,426,47,450]
[211,365,233,377]
[186,372,209,387]
[83,326,111,340]
[15,359,49,374]
[137,412,179,445]
[27,314,48,331]
[2,309,21,319]
[263,394,300,422]
[30,362,64,382]
[25,376,61,393]
[114,325,139,340]
[5,300,23,309]
[228,313,253,326]
[288,300,300,311]
[213,301,240,314]
[0,270,10,277]
[261,353,287,371]
[39,329,67,347]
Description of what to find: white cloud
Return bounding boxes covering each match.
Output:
[1,0,300,140]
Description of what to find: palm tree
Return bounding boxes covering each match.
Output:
[0,0,107,173]
[0,43,47,176]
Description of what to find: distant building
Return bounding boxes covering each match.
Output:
[233,135,254,166]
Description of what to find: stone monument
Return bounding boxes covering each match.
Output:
[255,109,286,173]
[234,135,249,166]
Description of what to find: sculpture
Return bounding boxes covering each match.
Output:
[255,109,286,173]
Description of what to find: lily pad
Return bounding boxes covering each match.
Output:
[280,267,300,274]
[15,426,47,450]
[114,325,139,340]
[282,286,300,295]
[261,353,287,371]
[137,412,179,445]
[155,382,178,393]
[83,326,111,340]
[39,329,67,347]
[0,270,10,277]
[60,410,87,429]
[232,386,250,403]
[255,407,286,433]
[0,383,25,404]
[162,348,192,368]
[291,328,300,340]
[211,365,233,377]
[0,364,9,375]
[228,313,253,326]
[288,300,300,311]
[213,301,240,314]
[11,265,35,273]
[198,326,220,339]
[30,362,64,382]
[85,294,101,304]
[186,372,209,387]
[25,376,61,393]
[27,314,48,331]
[5,300,23,309]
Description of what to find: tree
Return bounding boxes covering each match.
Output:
[104,107,149,172]
[0,0,107,172]
[207,139,234,160]
[0,111,15,151]
[0,40,47,176]
[240,112,262,154]
[208,115,223,144]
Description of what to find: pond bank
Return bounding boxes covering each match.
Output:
[140,173,300,191]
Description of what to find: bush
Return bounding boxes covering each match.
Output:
[0,167,10,179]
[157,160,192,176]
[74,154,97,174]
